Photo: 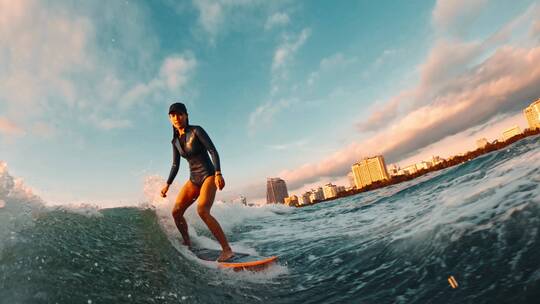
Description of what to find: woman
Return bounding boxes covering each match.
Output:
[160,102,233,262]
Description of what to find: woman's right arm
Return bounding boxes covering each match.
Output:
[166,144,180,185]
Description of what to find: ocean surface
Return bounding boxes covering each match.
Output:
[1,135,539,304]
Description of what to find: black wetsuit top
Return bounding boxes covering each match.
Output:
[167,125,221,187]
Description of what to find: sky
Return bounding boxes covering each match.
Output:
[1,0,539,206]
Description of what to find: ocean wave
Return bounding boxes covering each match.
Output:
[1,136,539,303]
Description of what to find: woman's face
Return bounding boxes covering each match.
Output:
[169,112,187,129]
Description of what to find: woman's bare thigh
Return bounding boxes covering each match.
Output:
[173,180,200,214]
[197,176,217,212]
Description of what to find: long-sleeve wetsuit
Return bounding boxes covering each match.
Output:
[167,125,221,187]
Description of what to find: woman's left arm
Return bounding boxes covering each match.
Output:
[195,126,225,190]
[195,126,221,172]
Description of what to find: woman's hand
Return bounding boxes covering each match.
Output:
[160,184,170,198]
[215,174,225,190]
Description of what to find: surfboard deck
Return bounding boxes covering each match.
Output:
[190,248,278,272]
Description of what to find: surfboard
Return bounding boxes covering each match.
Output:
[190,248,278,272]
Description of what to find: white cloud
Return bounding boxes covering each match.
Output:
[121,53,197,109]
[0,0,92,118]
[266,138,309,151]
[273,4,540,192]
[248,98,297,133]
[192,0,224,37]
[160,55,198,91]
[247,28,310,133]
[397,112,529,167]
[307,52,357,86]
[320,53,356,69]
[0,0,197,135]
[432,0,488,35]
[191,0,261,40]
[272,28,311,72]
[265,12,289,30]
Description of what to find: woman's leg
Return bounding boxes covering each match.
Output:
[197,175,234,261]
[172,180,200,247]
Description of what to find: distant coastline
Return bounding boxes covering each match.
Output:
[296,128,540,208]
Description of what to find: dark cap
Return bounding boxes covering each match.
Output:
[168,102,188,115]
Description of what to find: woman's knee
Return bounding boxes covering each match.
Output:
[197,204,210,219]
[172,205,187,219]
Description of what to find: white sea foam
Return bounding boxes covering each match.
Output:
[142,174,289,278]
[53,203,104,218]
[143,174,284,238]
[391,143,540,242]
[0,161,46,251]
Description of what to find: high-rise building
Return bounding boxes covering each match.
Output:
[266,177,289,204]
[323,183,338,199]
[502,126,522,141]
[299,192,311,205]
[351,163,370,189]
[476,138,489,149]
[351,155,390,189]
[524,98,540,130]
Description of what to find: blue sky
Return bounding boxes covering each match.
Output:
[1,0,539,205]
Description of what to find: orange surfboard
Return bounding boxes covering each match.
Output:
[190,248,278,272]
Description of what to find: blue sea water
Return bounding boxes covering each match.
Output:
[0,135,539,303]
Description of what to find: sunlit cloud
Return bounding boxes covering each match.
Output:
[432,0,488,35]
[270,4,540,192]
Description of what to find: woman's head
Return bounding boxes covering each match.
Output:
[168,102,189,131]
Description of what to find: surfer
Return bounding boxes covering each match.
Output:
[160,102,234,262]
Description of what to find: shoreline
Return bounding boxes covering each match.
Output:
[294,128,540,208]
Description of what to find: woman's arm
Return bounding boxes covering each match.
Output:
[195,126,225,190]
[166,143,180,185]
[194,126,221,172]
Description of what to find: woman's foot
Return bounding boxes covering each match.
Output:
[217,247,234,262]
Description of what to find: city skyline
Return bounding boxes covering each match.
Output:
[1,1,539,206]
[283,98,539,204]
